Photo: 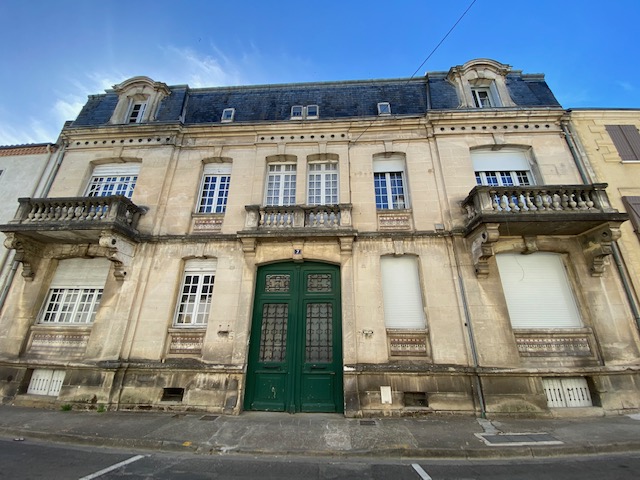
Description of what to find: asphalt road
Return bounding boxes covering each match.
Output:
[1,437,639,479]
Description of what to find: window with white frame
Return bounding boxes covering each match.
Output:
[496,252,582,329]
[307,163,338,205]
[221,108,235,123]
[290,105,319,120]
[373,155,409,209]
[471,87,495,108]
[265,164,297,206]
[174,259,217,326]
[377,102,391,115]
[86,163,140,199]
[39,258,110,325]
[472,149,534,187]
[380,256,426,329]
[197,163,231,213]
[127,101,147,123]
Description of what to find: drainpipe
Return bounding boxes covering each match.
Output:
[451,235,487,418]
[561,118,640,331]
[0,141,66,313]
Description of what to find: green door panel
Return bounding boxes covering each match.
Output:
[244,262,343,413]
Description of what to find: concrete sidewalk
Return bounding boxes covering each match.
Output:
[1,405,639,459]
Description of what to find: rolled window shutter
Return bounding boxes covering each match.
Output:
[51,258,111,288]
[184,258,217,272]
[203,163,232,175]
[496,252,581,329]
[373,156,405,173]
[92,164,140,176]
[380,256,426,329]
[471,149,530,172]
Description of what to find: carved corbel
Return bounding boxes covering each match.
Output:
[470,223,500,278]
[3,233,43,281]
[240,237,257,254]
[338,236,354,253]
[97,231,137,281]
[580,223,622,277]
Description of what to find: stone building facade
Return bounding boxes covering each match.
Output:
[1,59,639,416]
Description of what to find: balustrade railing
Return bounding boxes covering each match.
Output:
[11,196,146,230]
[244,204,352,230]
[463,184,614,220]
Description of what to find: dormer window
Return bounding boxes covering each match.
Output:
[471,88,494,108]
[290,105,319,120]
[377,102,391,115]
[221,108,235,123]
[127,101,147,123]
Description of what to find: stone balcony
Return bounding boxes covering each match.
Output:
[1,196,146,243]
[461,184,628,277]
[0,196,147,281]
[238,204,357,252]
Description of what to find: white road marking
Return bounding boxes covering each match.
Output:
[412,463,433,480]
[78,454,146,480]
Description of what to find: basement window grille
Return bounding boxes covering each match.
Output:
[27,369,65,397]
[404,392,428,407]
[542,377,592,408]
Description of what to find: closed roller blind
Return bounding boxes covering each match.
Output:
[373,156,405,173]
[203,163,232,175]
[92,163,140,176]
[380,256,427,329]
[471,149,530,171]
[51,258,111,288]
[496,252,581,329]
[184,258,217,272]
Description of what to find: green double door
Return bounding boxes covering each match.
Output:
[244,262,343,413]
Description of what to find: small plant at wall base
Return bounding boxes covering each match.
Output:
[97,404,106,413]
[60,404,72,411]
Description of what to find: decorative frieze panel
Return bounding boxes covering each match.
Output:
[192,214,224,233]
[377,211,413,231]
[27,327,90,358]
[387,330,430,357]
[167,330,205,355]
[514,330,595,357]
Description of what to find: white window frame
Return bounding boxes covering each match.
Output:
[265,163,297,206]
[472,149,535,187]
[85,164,140,199]
[174,259,217,326]
[38,258,110,325]
[496,252,582,329]
[197,164,231,213]
[307,162,338,205]
[373,156,409,210]
[221,108,235,123]
[127,100,147,123]
[380,256,426,329]
[377,102,391,115]
[290,105,319,120]
[471,88,494,108]
[27,369,66,396]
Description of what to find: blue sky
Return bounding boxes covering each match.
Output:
[1,0,639,145]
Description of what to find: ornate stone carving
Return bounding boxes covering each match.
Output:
[470,223,500,278]
[387,330,430,357]
[3,233,43,281]
[580,222,622,277]
[98,231,137,281]
[168,331,205,355]
[515,334,593,357]
[377,211,412,230]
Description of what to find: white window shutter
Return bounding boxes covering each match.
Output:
[380,256,426,329]
[496,252,582,329]
[203,163,232,175]
[51,258,111,288]
[92,163,140,177]
[373,155,405,173]
[184,258,217,272]
[471,149,530,172]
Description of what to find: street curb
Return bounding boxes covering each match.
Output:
[2,427,640,459]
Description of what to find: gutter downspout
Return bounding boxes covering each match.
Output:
[0,141,67,313]
[561,118,640,331]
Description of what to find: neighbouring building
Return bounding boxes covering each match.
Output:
[1,59,639,416]
[567,109,640,342]
[0,143,60,312]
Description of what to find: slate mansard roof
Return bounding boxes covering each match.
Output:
[71,68,561,128]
